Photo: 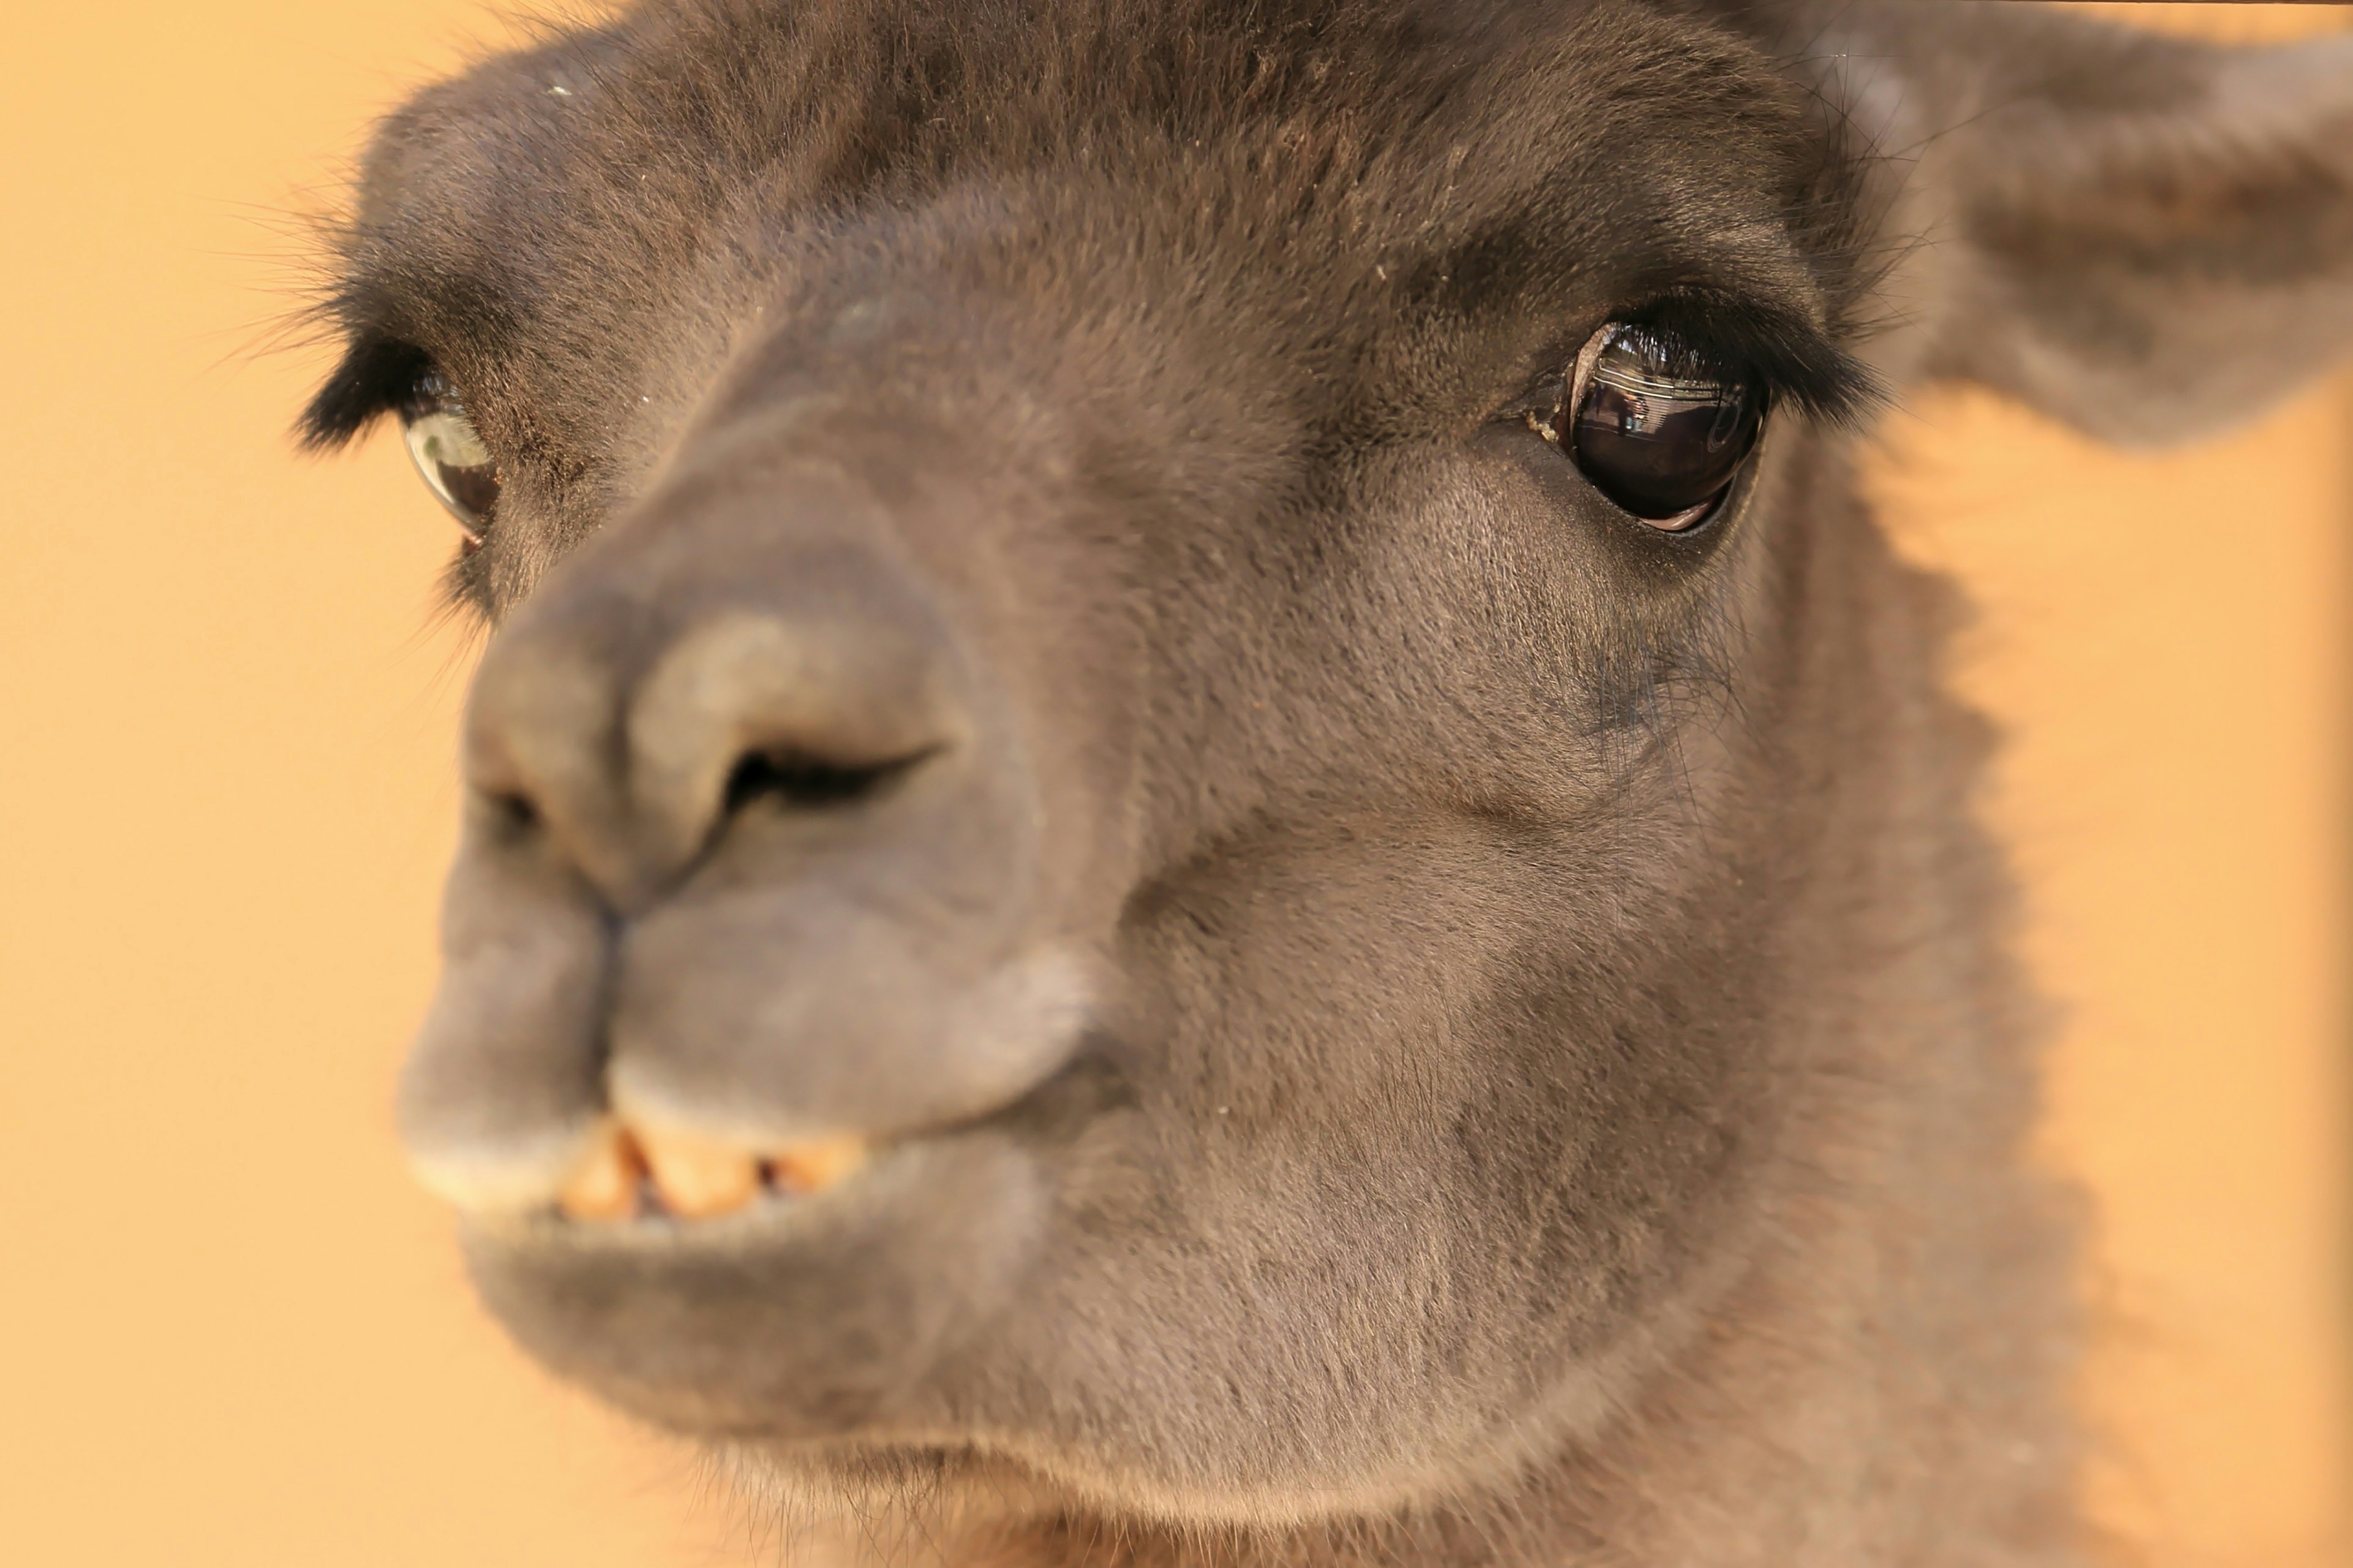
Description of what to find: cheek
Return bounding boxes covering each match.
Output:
[1337,456,1643,811]
[1115,818,1653,1213]
[969,828,1710,1505]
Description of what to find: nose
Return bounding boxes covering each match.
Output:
[398,461,1082,1224]
[468,555,964,909]
[465,537,969,914]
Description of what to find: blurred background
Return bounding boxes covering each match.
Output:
[0,4,2344,1564]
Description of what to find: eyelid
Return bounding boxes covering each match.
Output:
[1560,326,1615,434]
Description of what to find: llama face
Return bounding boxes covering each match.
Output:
[303,0,2353,1531]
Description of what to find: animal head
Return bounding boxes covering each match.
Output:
[303,0,2352,1537]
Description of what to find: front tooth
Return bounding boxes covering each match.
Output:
[637,1124,760,1218]
[767,1134,870,1195]
[558,1119,647,1222]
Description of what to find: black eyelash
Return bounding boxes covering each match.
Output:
[1623,294,1887,431]
[297,336,434,452]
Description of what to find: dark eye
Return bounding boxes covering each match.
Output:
[1552,323,1764,531]
[398,372,501,551]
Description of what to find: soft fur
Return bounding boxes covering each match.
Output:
[301,3,2353,1564]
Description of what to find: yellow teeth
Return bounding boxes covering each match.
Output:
[554,1117,870,1224]
[765,1133,871,1195]
[636,1123,761,1219]
[558,1119,647,1221]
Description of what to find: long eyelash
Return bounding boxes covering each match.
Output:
[1629,295,1888,431]
[297,336,434,451]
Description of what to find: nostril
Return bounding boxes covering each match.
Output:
[722,746,931,816]
[494,792,541,833]
[467,783,544,845]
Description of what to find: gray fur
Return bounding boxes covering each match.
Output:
[300,2,2353,1563]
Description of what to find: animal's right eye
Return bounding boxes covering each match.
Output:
[398,372,501,550]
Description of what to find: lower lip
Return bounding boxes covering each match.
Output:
[457,1131,1051,1435]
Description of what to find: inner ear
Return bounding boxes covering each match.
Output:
[1832,7,2353,447]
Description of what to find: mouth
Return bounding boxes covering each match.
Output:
[551,1116,875,1225]
[455,1117,1058,1441]
[442,1048,1132,1439]
[425,1010,1132,1241]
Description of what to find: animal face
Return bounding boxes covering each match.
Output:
[303,0,2353,1536]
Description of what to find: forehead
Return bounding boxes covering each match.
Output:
[329,0,1842,365]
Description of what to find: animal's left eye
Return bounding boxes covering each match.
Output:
[1545,323,1764,532]
[398,372,501,550]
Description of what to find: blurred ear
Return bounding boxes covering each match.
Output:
[1807,4,2353,447]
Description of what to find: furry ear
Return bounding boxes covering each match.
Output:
[1795,4,2353,447]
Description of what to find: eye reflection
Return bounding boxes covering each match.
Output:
[1555,324,1764,531]
[398,373,501,550]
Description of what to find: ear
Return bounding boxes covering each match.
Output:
[1792,4,2353,447]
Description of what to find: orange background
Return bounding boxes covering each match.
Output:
[0,5,2344,1565]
